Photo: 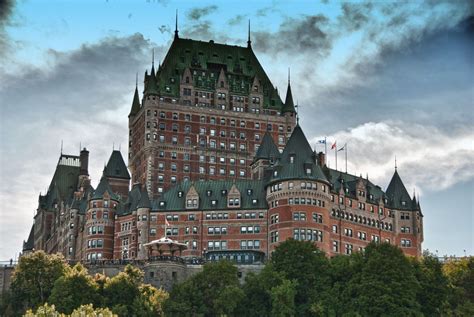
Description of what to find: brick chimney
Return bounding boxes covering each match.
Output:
[317,151,326,167]
[80,148,89,176]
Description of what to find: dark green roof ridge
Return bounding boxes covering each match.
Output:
[386,169,413,210]
[282,82,296,113]
[254,132,280,161]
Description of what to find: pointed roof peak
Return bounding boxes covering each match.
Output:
[282,70,296,114]
[104,150,131,180]
[174,9,179,39]
[386,168,412,210]
[137,186,151,209]
[247,19,251,48]
[254,132,280,162]
[129,83,141,117]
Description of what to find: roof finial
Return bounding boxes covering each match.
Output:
[136,72,138,88]
[60,140,63,154]
[395,155,397,170]
[174,9,179,39]
[247,19,251,48]
[152,48,155,67]
[288,67,291,84]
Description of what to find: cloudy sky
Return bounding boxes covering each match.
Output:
[0,0,472,260]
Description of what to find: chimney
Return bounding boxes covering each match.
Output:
[317,151,326,167]
[80,148,89,176]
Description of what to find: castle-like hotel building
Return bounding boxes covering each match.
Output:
[23,29,423,262]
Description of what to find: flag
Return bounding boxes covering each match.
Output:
[331,142,336,150]
[338,145,345,152]
[318,139,326,144]
[165,218,170,227]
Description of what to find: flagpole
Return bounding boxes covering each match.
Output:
[345,143,348,174]
[324,137,327,155]
[335,143,338,171]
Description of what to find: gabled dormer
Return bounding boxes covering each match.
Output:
[227,184,241,208]
[249,75,263,114]
[215,68,229,110]
[185,184,199,209]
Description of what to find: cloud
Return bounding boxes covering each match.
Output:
[0,0,15,56]
[0,33,164,259]
[253,14,332,57]
[228,14,245,26]
[187,5,218,21]
[309,121,474,194]
[158,24,171,34]
[338,2,373,32]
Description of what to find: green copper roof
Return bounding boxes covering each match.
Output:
[282,82,296,113]
[137,186,152,209]
[154,180,267,211]
[119,183,144,215]
[145,37,284,110]
[144,66,160,96]
[385,170,413,210]
[23,224,34,251]
[269,125,328,183]
[128,86,141,117]
[92,176,119,200]
[254,132,280,161]
[104,150,130,180]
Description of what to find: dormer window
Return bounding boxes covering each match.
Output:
[228,198,240,207]
[178,191,183,198]
[252,199,258,205]
[273,170,278,177]
[290,155,295,163]
[186,199,198,208]
[221,190,227,196]
[306,168,311,175]
[206,190,212,197]
[211,200,217,206]
[247,189,253,196]
[401,201,406,206]
[159,201,165,207]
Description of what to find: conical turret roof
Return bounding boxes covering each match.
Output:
[137,186,152,209]
[254,132,280,161]
[128,86,141,117]
[282,82,296,113]
[104,150,130,180]
[386,170,413,210]
[92,176,118,200]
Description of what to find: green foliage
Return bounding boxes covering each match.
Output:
[411,252,448,316]
[343,242,422,316]
[270,279,297,317]
[131,284,168,316]
[10,251,67,313]
[48,264,100,314]
[24,303,116,317]
[442,256,474,316]
[164,260,242,316]
[238,265,288,317]
[103,265,143,315]
[270,239,330,316]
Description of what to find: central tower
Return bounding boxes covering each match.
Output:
[128,26,297,198]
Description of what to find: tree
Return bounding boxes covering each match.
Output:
[164,260,243,316]
[270,239,330,316]
[103,265,143,315]
[410,252,448,316]
[442,256,474,316]
[131,284,168,317]
[48,264,100,314]
[270,279,297,317]
[24,303,116,317]
[10,251,67,313]
[343,242,422,316]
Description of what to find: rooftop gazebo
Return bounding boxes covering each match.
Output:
[143,236,188,259]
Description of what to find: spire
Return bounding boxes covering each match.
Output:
[247,19,251,48]
[386,169,412,210]
[282,68,296,114]
[151,48,155,72]
[174,9,179,39]
[128,82,141,117]
[144,49,159,96]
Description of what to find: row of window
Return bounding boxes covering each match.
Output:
[240,240,261,250]
[87,239,103,248]
[293,229,324,242]
[143,111,289,132]
[240,226,261,234]
[88,225,104,235]
[269,181,326,193]
[288,197,326,207]
[331,209,393,231]
[334,195,389,216]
